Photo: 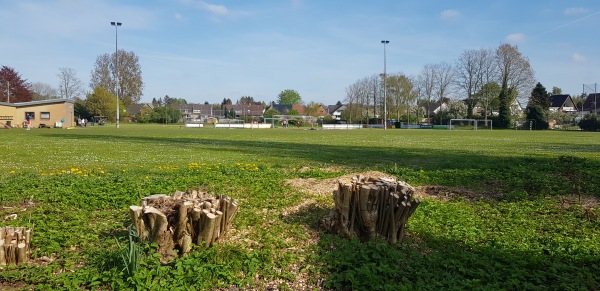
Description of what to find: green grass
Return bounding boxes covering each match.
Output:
[0,124,599,290]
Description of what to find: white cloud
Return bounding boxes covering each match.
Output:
[572,53,587,63]
[179,0,229,16]
[440,9,460,21]
[564,7,589,16]
[506,33,526,43]
[174,13,183,20]
[204,3,229,15]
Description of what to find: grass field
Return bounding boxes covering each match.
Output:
[1,125,599,290]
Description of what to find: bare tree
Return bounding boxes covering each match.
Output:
[90,49,144,107]
[496,43,534,96]
[454,48,495,117]
[29,82,58,100]
[433,62,454,124]
[57,67,83,100]
[495,43,535,128]
[416,64,437,119]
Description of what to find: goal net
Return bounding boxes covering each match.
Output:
[448,119,492,130]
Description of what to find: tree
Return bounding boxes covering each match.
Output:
[552,86,562,95]
[416,64,437,118]
[29,82,58,100]
[495,43,535,128]
[304,102,323,118]
[528,82,551,109]
[433,62,454,124]
[345,75,379,123]
[150,106,182,124]
[444,100,468,120]
[526,105,549,130]
[454,48,495,117]
[89,50,143,107]
[58,67,83,100]
[85,86,119,121]
[0,66,32,103]
[163,95,187,106]
[525,82,551,130]
[277,89,302,105]
[263,108,280,118]
[74,98,92,120]
[477,82,501,120]
[238,96,255,105]
[578,113,599,131]
[385,73,415,122]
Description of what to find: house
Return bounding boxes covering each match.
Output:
[327,104,346,120]
[418,99,448,117]
[125,103,154,122]
[0,99,75,128]
[265,104,293,115]
[177,103,215,120]
[582,93,600,114]
[549,94,577,113]
[222,104,264,119]
[510,98,524,115]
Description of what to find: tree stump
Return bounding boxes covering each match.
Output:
[129,189,239,262]
[321,175,421,244]
[0,226,33,266]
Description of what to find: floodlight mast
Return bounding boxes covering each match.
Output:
[381,40,389,130]
[111,21,122,128]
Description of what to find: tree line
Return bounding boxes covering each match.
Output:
[342,43,543,128]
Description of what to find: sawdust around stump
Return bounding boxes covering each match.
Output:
[284,171,501,202]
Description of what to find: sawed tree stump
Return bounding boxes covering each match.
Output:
[129,190,239,262]
[0,226,33,266]
[321,175,421,244]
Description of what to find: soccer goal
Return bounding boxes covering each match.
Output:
[448,119,492,130]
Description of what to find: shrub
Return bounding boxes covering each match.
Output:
[578,114,599,131]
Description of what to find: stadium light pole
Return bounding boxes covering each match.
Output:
[111,21,122,129]
[381,40,389,130]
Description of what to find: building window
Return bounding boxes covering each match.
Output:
[25,112,35,119]
[41,112,50,119]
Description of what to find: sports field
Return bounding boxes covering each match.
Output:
[1,125,599,289]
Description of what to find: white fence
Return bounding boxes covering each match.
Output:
[215,123,272,129]
[322,124,362,130]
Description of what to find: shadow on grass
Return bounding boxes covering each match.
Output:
[282,202,600,290]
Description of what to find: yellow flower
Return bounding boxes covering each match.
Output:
[10,170,15,174]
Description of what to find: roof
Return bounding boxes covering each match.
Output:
[268,104,293,114]
[583,93,600,111]
[327,104,344,115]
[550,94,570,108]
[0,98,75,107]
[126,103,153,115]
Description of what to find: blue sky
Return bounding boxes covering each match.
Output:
[1,0,599,105]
